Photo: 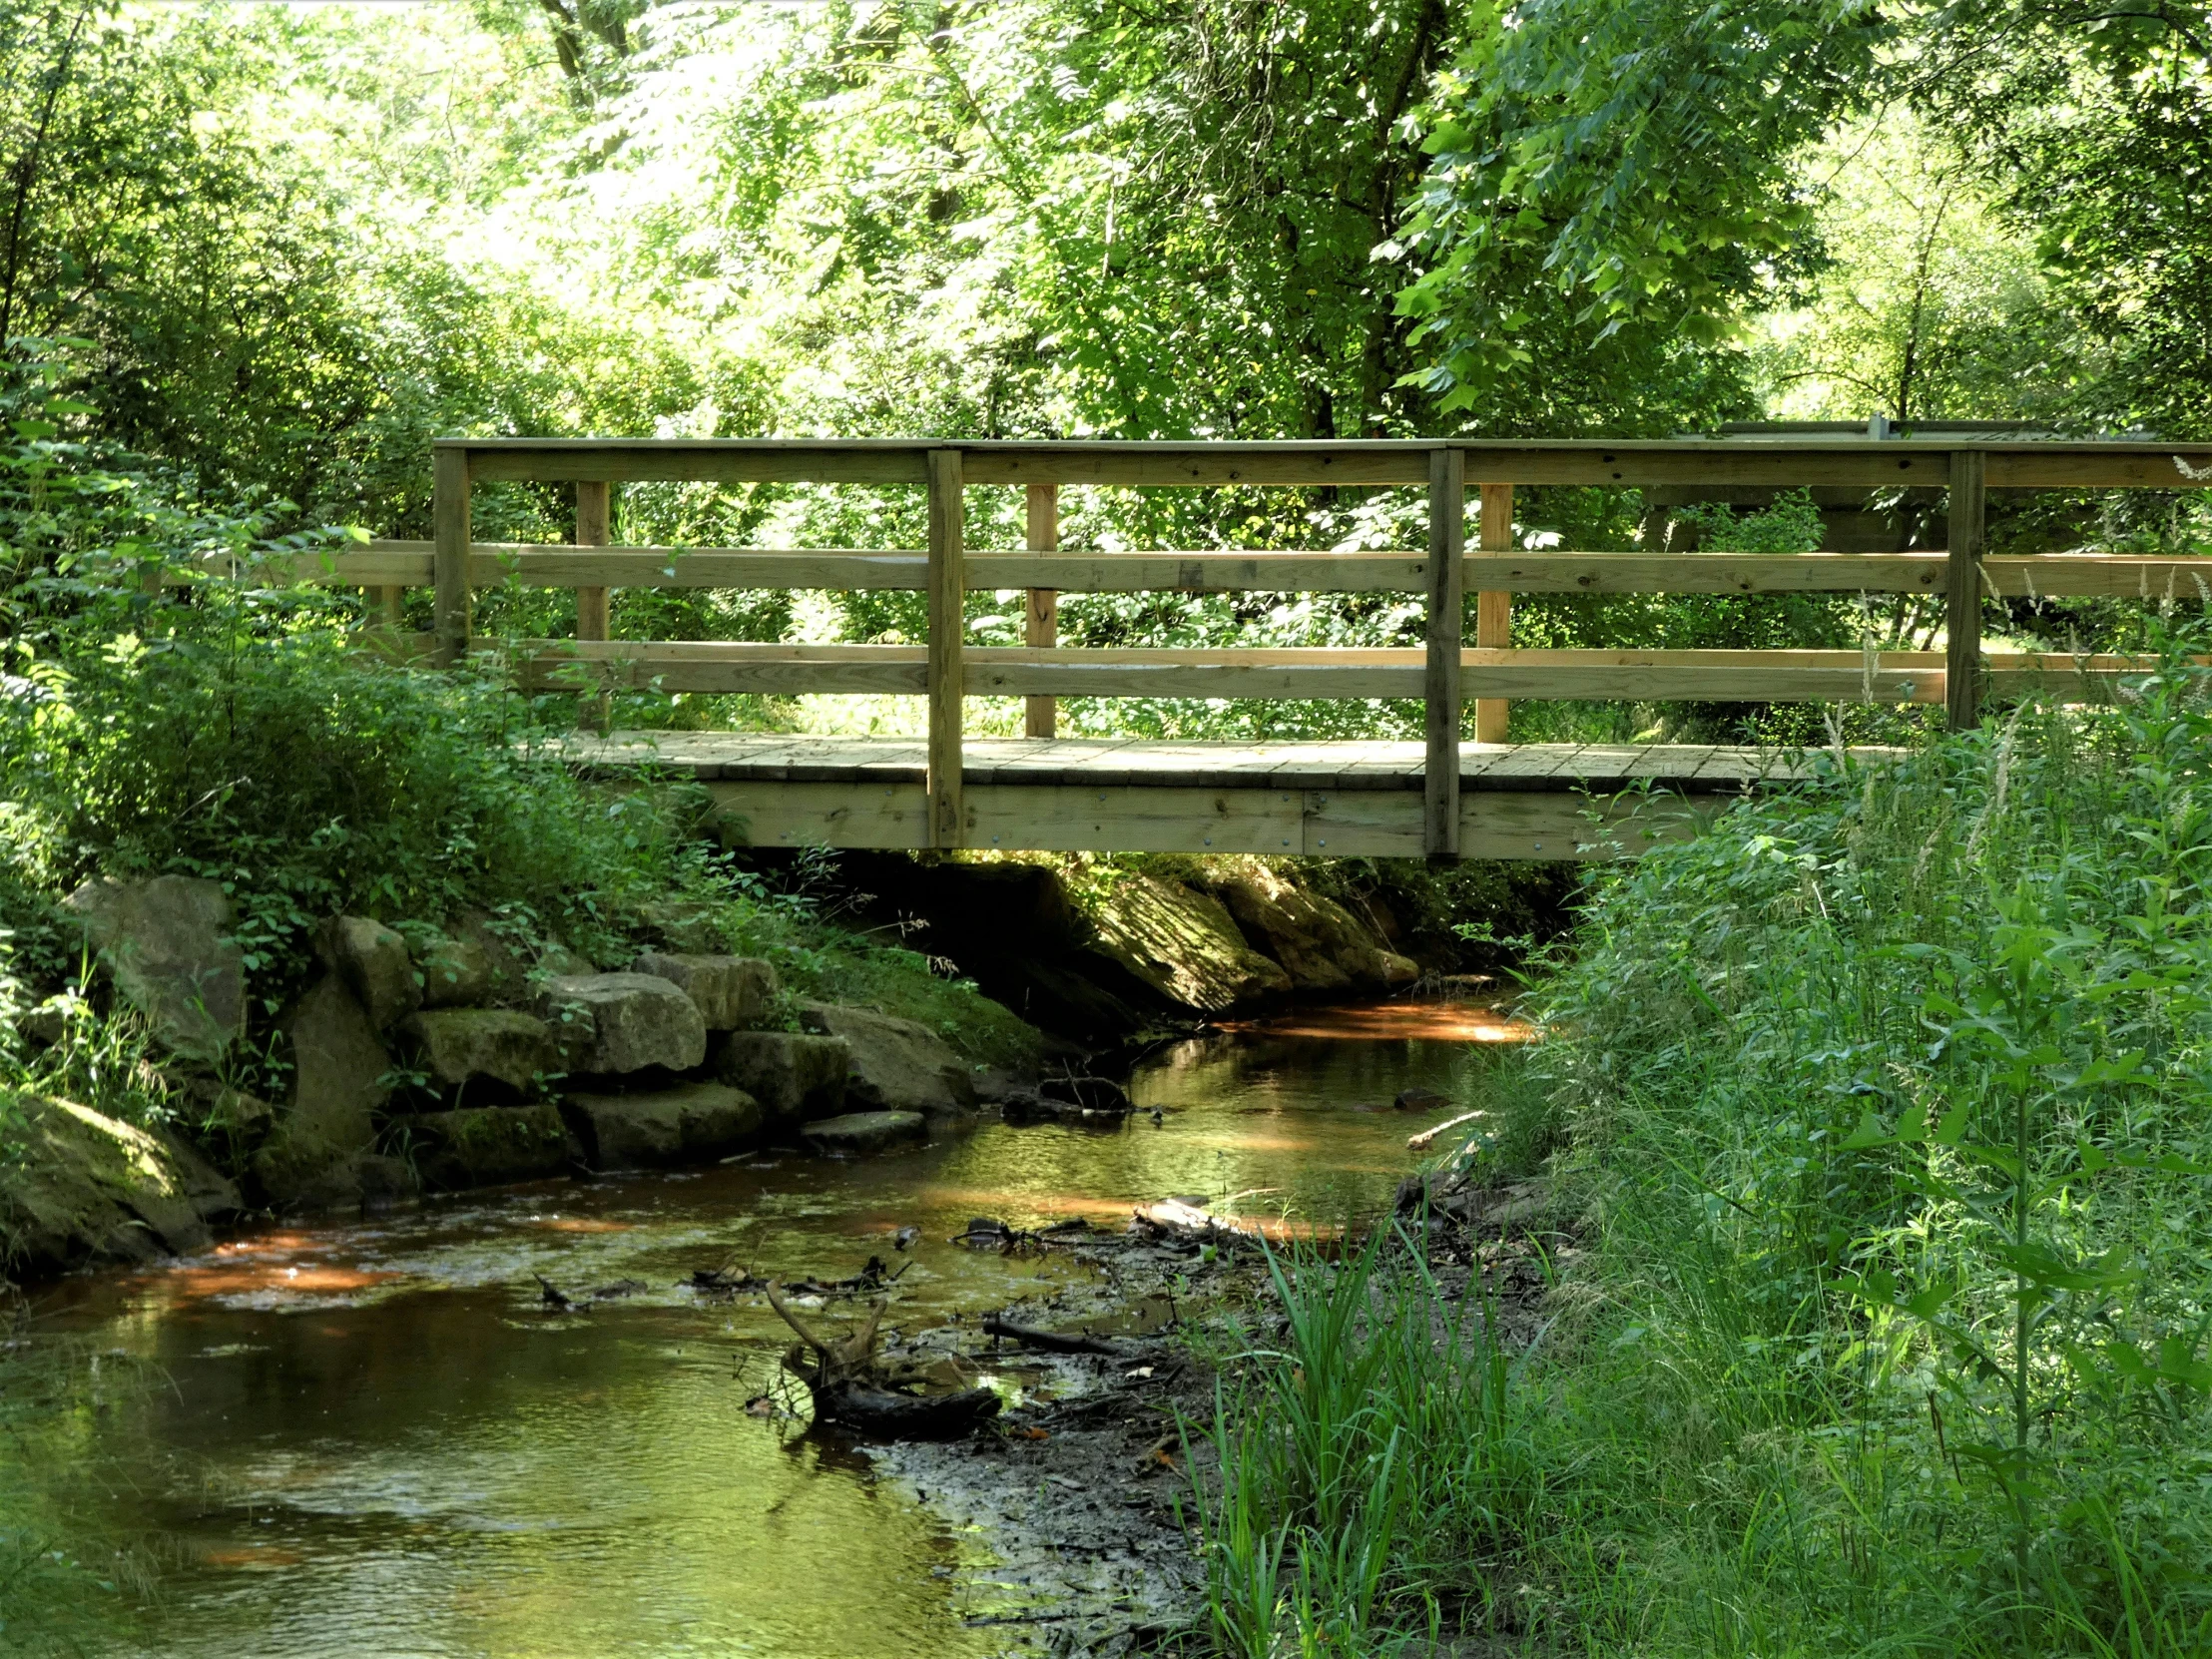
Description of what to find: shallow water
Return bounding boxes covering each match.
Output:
[43,1001,1525,1658]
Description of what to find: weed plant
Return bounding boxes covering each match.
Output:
[1198,636,2212,1656]
[1188,1228,1541,1656]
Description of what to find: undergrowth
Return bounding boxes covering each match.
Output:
[1195,635,2212,1656]
[0,369,1040,1139]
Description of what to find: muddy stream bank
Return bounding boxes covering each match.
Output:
[38,1000,1525,1658]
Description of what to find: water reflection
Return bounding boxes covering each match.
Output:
[45,1002,1519,1658]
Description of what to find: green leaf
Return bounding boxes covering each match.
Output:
[1841,1109,1889,1149]
[1905,1283,1955,1321]
[1932,1100,1971,1146]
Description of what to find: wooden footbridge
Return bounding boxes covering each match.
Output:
[299,435,2212,858]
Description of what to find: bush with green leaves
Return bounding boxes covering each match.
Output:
[1200,654,2212,1656]
[1506,653,2212,1653]
[0,369,1039,1126]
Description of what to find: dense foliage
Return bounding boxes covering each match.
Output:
[1198,655,2212,1655]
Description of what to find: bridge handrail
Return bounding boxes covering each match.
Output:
[285,436,2212,856]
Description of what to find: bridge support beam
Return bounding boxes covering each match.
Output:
[1424,448,1465,858]
[708,780,1713,859]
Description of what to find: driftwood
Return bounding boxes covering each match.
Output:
[766,1281,1001,1439]
[980,1316,1125,1357]
[1407,1109,1488,1152]
[1130,1199,1255,1242]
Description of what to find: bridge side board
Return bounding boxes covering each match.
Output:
[700,779,1721,859]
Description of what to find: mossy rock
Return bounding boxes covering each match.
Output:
[397,1104,575,1191]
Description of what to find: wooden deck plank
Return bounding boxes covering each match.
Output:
[557,732,1896,798]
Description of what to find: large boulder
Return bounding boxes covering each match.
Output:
[800,1003,976,1118]
[631,952,775,1031]
[315,916,418,1030]
[446,912,532,1005]
[252,976,394,1210]
[561,1083,763,1170]
[398,1009,559,1094]
[538,973,707,1076]
[1084,873,1294,1012]
[439,913,590,1007]
[714,1031,849,1122]
[1210,870,1419,993]
[803,1110,926,1154]
[1,1092,238,1277]
[414,930,492,1009]
[405,1104,574,1190]
[61,875,245,1060]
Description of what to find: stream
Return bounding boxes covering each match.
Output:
[42,1000,1525,1658]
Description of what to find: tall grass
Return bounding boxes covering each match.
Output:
[1195,637,2212,1656]
[1188,1229,1542,1655]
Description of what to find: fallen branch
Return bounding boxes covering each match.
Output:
[981,1317,1125,1357]
[1407,1109,1488,1152]
[1131,1199,1256,1242]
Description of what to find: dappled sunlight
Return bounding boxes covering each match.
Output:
[1220,1002,1535,1041]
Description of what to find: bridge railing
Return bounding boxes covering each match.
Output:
[218,437,2212,856]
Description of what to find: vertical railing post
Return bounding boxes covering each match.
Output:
[1473,483,1514,743]
[370,586,405,634]
[575,481,611,639]
[574,480,612,732]
[1024,482,1058,740]
[432,442,471,669]
[1946,449,1985,732]
[926,449,966,848]
[1424,447,1466,859]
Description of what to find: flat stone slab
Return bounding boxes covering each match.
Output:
[715,1030,848,1121]
[406,1104,573,1189]
[802,1003,975,1117]
[802,1110,926,1153]
[400,1008,558,1093]
[539,972,707,1075]
[631,952,776,1031]
[562,1083,763,1169]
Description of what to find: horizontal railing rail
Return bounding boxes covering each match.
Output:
[207,543,2212,600]
[436,435,2212,490]
[261,436,2212,857]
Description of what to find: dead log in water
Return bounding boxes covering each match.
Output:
[765,1281,1001,1439]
